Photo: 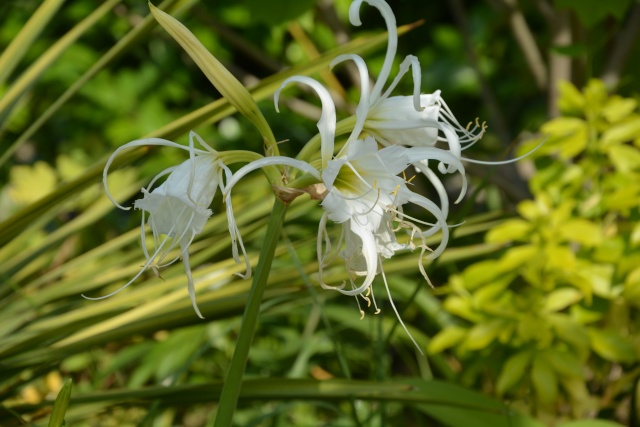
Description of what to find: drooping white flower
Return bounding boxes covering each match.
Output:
[87,131,248,318]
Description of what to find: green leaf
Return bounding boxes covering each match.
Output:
[557,80,585,115]
[540,117,588,159]
[443,295,481,323]
[485,219,531,244]
[496,350,533,395]
[558,218,602,247]
[0,0,66,86]
[149,3,279,157]
[588,328,637,363]
[460,260,502,289]
[428,326,468,354]
[48,378,72,427]
[556,420,628,427]
[550,314,590,352]
[8,161,58,205]
[544,288,583,313]
[244,0,316,25]
[624,267,640,302]
[603,96,638,123]
[544,348,583,378]
[607,144,640,173]
[464,320,503,350]
[557,0,632,28]
[602,115,640,146]
[531,354,558,406]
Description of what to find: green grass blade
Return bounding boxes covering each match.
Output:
[47,378,72,427]
[0,0,66,86]
[0,0,122,125]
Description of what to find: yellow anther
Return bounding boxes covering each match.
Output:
[363,296,371,307]
[407,174,416,184]
[365,287,371,297]
[359,310,365,320]
[375,308,381,315]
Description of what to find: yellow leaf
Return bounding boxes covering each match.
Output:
[588,328,637,363]
[460,260,502,289]
[631,223,640,248]
[540,118,589,159]
[623,267,640,303]
[8,161,57,204]
[544,288,583,313]
[499,245,538,271]
[558,218,602,247]
[557,80,585,115]
[443,296,481,323]
[485,219,532,243]
[583,79,608,119]
[602,95,637,123]
[464,319,503,350]
[607,144,640,173]
[601,115,640,146]
[427,326,467,354]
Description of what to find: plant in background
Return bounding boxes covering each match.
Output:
[430,79,640,423]
[1,0,637,425]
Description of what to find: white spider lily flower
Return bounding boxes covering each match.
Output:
[331,0,486,171]
[86,131,248,319]
[316,136,466,351]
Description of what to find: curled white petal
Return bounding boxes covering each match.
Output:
[275,76,336,168]
[331,54,371,145]
[103,138,208,210]
[224,156,320,195]
[350,0,398,103]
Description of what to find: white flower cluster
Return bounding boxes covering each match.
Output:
[97,0,491,347]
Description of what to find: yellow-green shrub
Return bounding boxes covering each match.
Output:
[430,79,640,421]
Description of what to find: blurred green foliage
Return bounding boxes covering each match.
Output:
[431,80,640,422]
[0,0,639,426]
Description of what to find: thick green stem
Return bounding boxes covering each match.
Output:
[213,198,288,426]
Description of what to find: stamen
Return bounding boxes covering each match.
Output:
[379,259,422,354]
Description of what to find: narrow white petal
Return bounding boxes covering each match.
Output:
[335,222,378,296]
[224,157,320,196]
[350,0,398,103]
[103,138,207,210]
[275,76,336,168]
[413,161,449,220]
[331,54,371,145]
[182,245,204,319]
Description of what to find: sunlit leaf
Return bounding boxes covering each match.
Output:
[428,326,467,354]
[544,288,583,313]
[588,328,637,363]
